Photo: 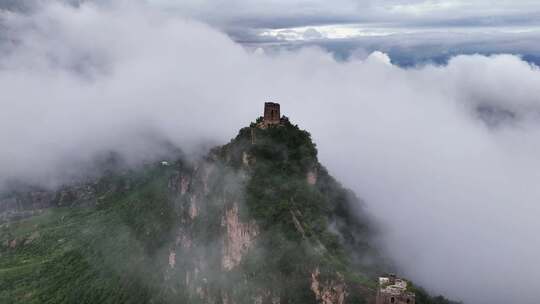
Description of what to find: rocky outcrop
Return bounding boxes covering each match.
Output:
[0,116,386,304]
[221,203,258,270]
[188,195,199,219]
[290,209,307,239]
[242,151,255,167]
[201,165,214,195]
[311,268,347,304]
[242,152,250,167]
[307,169,318,185]
[168,250,176,269]
[180,175,190,195]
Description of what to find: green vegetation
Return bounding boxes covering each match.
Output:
[214,120,383,302]
[0,165,178,303]
[0,119,459,304]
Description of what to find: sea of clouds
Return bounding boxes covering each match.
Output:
[1,2,540,303]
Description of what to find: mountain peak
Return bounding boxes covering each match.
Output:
[0,107,456,304]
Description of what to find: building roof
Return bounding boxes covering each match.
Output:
[378,276,415,297]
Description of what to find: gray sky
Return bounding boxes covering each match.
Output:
[2,2,540,304]
[147,0,540,64]
[3,0,540,63]
[148,1,540,32]
[152,0,540,27]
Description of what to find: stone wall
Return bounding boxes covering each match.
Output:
[263,102,281,125]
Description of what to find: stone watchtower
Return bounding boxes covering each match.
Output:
[263,102,281,125]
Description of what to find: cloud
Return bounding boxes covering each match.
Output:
[251,29,540,66]
[366,51,392,64]
[2,2,540,304]
[6,1,540,66]
[150,0,540,29]
[303,28,323,40]
[143,0,540,65]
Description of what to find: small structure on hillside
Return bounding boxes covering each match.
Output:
[255,102,289,131]
[258,102,288,128]
[263,102,281,125]
[376,274,415,304]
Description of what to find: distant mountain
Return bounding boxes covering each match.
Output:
[0,116,455,304]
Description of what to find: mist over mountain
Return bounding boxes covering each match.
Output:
[1,2,540,304]
[0,116,458,304]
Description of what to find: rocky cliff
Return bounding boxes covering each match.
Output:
[0,118,385,303]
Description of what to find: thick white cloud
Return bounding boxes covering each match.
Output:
[2,3,540,304]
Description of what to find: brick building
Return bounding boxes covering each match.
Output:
[376,274,415,304]
[263,102,281,125]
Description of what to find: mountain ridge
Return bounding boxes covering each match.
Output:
[0,117,455,304]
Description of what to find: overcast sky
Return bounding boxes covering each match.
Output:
[5,0,540,29]
[3,0,540,64]
[152,0,540,27]
[146,0,540,64]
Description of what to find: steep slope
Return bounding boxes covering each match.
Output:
[162,117,384,303]
[0,118,453,304]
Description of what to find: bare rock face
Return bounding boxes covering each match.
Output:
[242,152,250,167]
[242,151,255,167]
[311,268,347,304]
[168,250,176,269]
[201,165,214,195]
[188,195,199,219]
[307,169,318,185]
[221,203,258,270]
[180,175,190,195]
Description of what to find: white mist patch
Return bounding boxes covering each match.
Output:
[1,3,540,304]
